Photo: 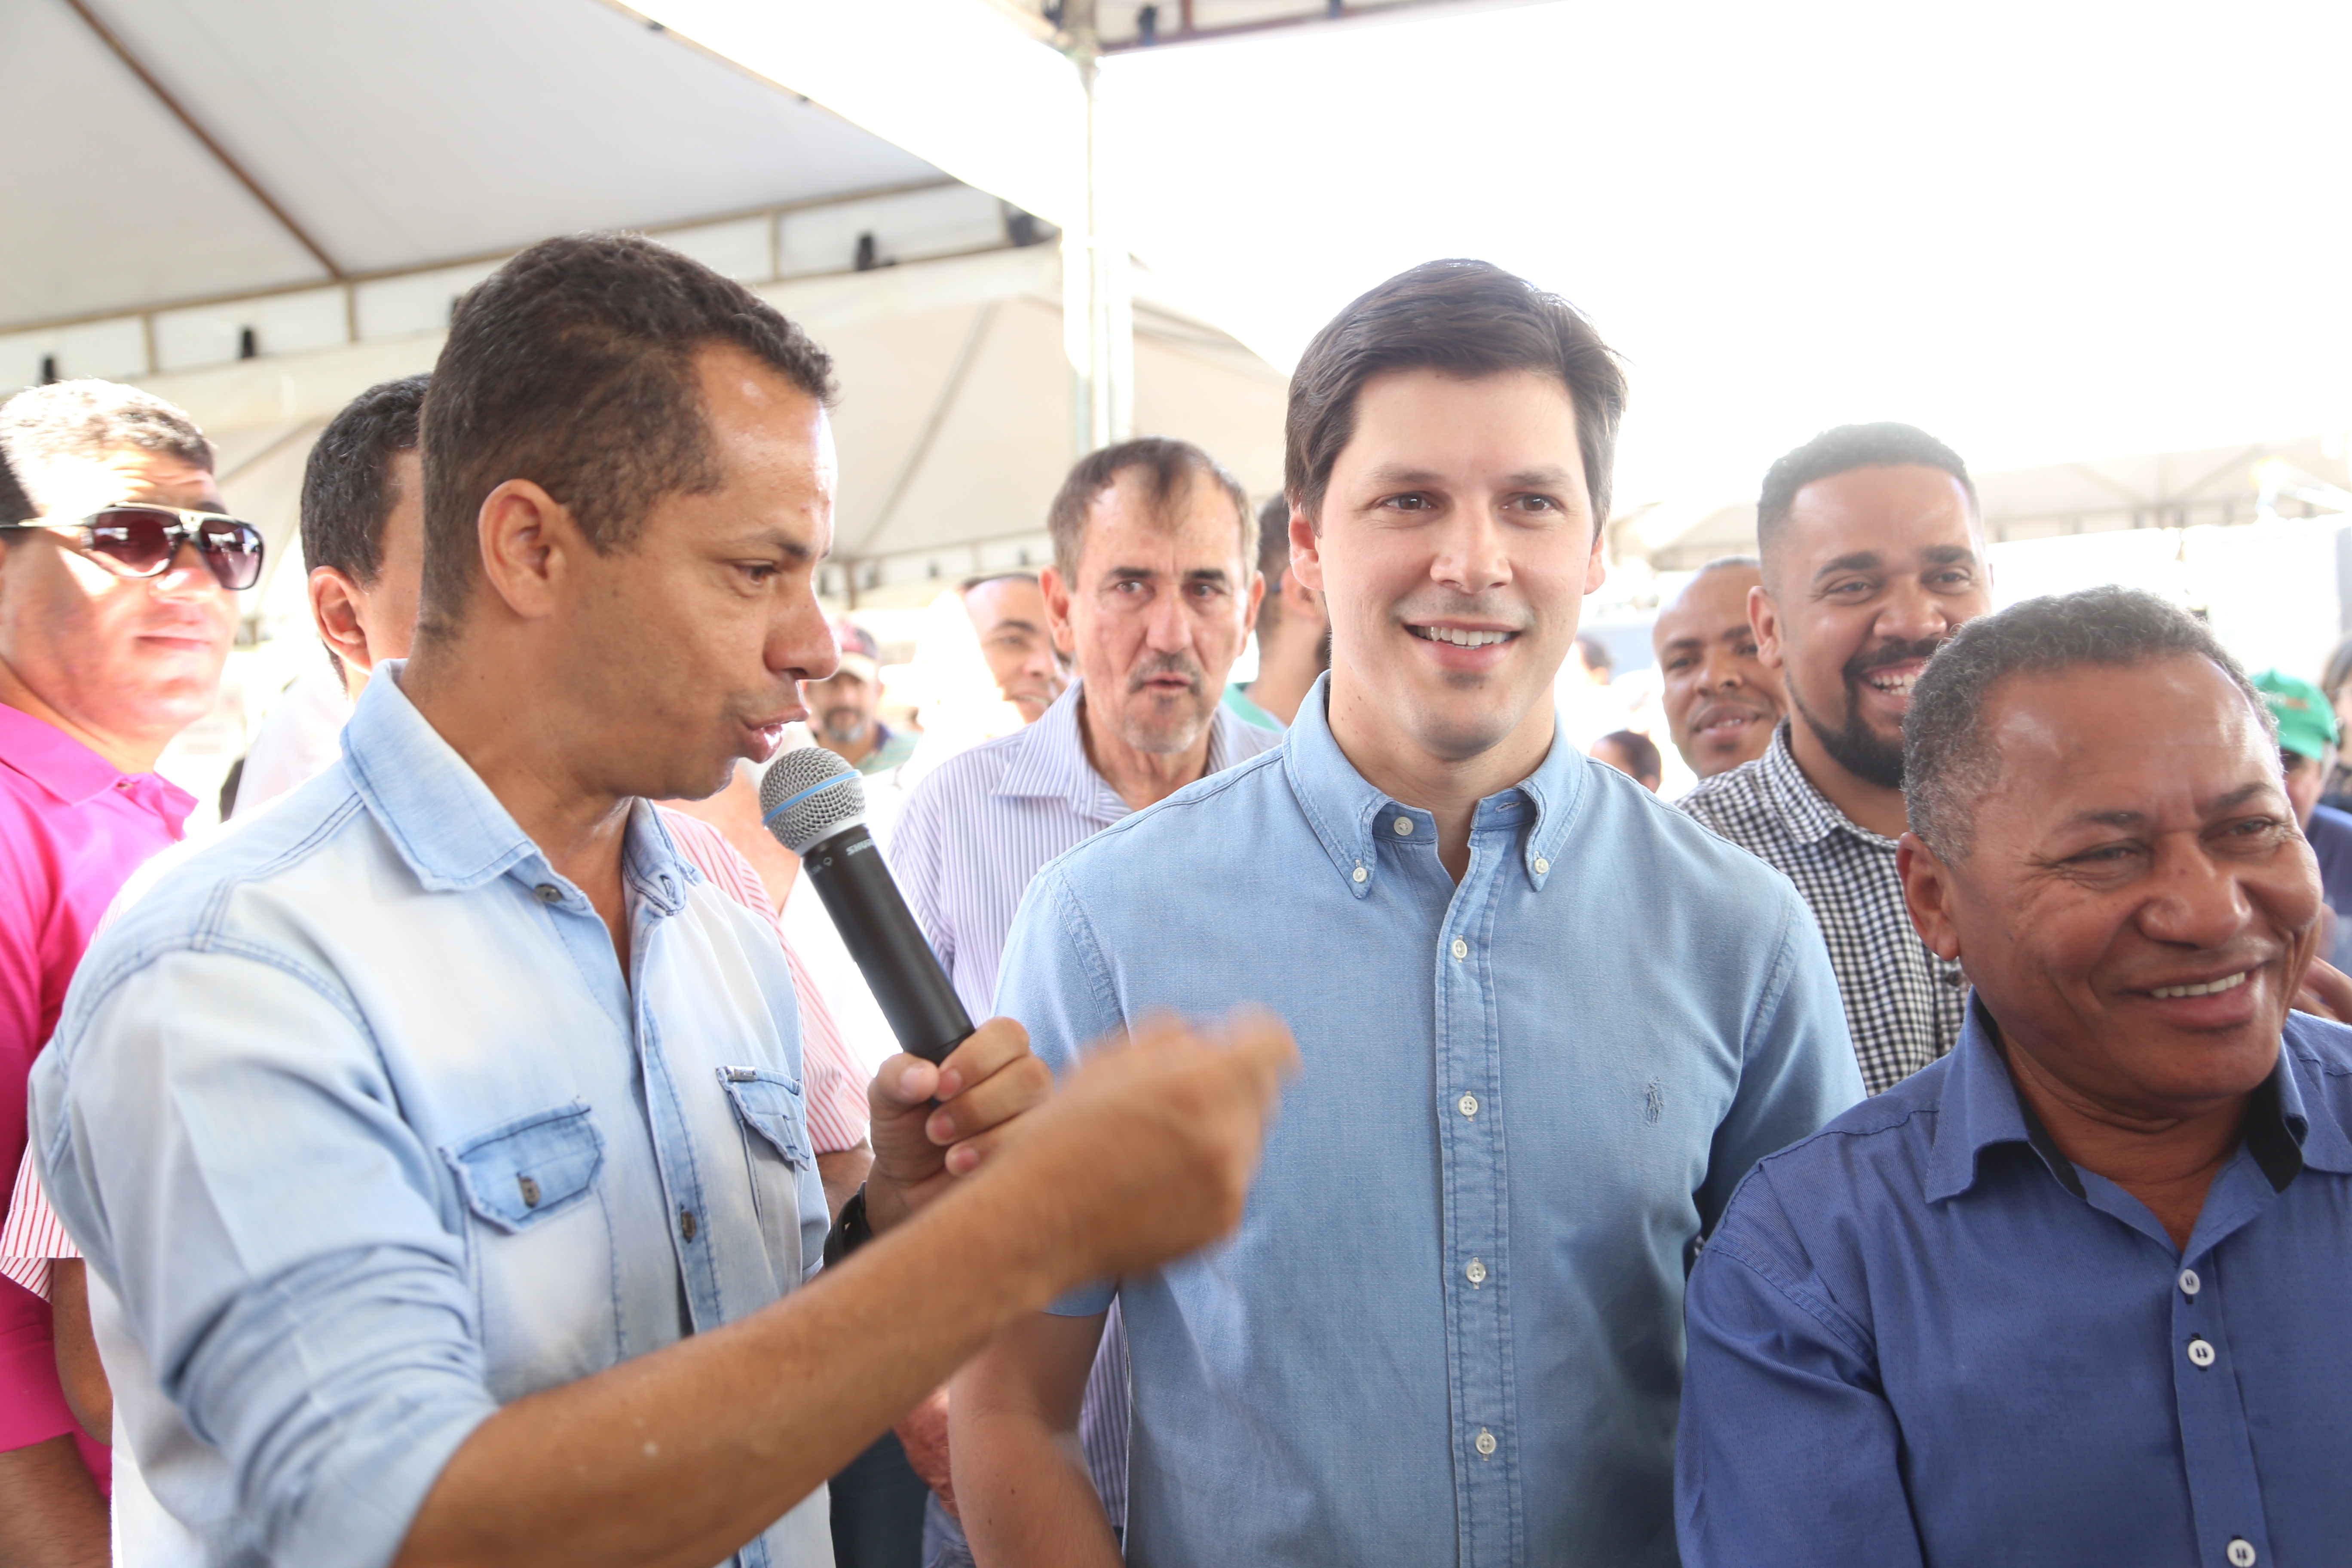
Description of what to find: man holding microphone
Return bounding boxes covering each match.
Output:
[31,233,1292,1567]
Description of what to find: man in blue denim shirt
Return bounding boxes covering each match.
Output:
[953,260,1863,1567]
[28,235,1298,1568]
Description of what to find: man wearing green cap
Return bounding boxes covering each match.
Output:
[2255,669,2352,970]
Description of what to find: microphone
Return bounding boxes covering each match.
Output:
[760,746,974,1064]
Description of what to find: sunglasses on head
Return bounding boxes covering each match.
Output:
[1,506,265,591]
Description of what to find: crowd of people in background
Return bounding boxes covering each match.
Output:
[1,232,2349,1568]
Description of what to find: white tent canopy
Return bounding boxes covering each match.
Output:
[3,0,944,328]
[2,0,1294,617]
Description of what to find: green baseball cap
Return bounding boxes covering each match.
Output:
[2253,669,2339,762]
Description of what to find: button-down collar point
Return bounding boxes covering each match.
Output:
[1532,856,1549,875]
[534,883,562,904]
[1352,864,1367,883]
[1392,815,1414,835]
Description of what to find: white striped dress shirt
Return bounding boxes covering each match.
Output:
[889,679,1280,1543]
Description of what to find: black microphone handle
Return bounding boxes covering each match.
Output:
[799,823,975,1064]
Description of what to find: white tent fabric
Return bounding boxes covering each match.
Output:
[1,0,941,328]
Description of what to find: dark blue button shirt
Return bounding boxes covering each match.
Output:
[1678,1000,2352,1568]
[2301,803,2352,970]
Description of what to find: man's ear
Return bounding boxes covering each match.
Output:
[1287,508,1322,594]
[1038,564,1077,656]
[1582,511,1608,596]
[1284,560,1328,629]
[309,567,373,685]
[1750,581,1786,672]
[474,479,573,622]
[1897,831,1964,962]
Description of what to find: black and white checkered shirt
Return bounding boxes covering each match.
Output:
[1678,723,1964,1094]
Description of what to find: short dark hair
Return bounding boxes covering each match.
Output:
[0,380,211,515]
[1253,493,1291,640]
[1756,422,1976,570]
[0,443,30,527]
[303,375,428,587]
[961,569,1039,594]
[1045,437,1250,581]
[1284,259,1626,529]
[1596,729,1661,783]
[2321,633,2352,703]
[1905,586,2268,859]
[417,233,836,638]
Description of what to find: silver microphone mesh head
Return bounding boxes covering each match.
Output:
[760,745,867,853]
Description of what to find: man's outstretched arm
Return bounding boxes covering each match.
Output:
[394,1014,1295,1568]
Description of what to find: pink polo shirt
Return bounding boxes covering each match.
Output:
[0,700,191,1482]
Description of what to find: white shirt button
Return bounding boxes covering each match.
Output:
[1352,865,1367,883]
[2187,1336,2216,1369]
[1458,1093,1479,1117]
[2179,1268,2201,1298]
[1466,1257,1487,1285]
[1532,857,1549,875]
[2227,1539,2256,1567]
[1393,816,1414,835]
[534,884,563,904]
[1474,1428,1498,1458]
[1450,937,1468,961]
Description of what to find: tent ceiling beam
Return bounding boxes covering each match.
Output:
[60,0,346,282]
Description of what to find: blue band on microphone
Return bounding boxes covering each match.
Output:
[762,775,856,828]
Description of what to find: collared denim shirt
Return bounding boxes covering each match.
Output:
[1678,999,2352,1568]
[29,665,831,1568]
[995,677,1863,1567]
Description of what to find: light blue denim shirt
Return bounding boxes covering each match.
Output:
[29,665,831,1568]
[995,675,1864,1567]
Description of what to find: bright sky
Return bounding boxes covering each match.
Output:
[1100,0,2352,512]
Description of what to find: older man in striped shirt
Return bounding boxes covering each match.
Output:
[888,436,1277,1565]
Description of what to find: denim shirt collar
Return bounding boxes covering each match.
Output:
[1926,994,2349,1203]
[1280,671,1584,899]
[345,662,693,917]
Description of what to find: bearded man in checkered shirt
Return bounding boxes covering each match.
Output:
[1679,423,1991,1094]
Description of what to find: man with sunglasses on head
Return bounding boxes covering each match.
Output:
[0,380,251,1567]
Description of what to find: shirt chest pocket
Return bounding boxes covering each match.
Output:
[442,1102,619,1398]
[447,1102,607,1230]
[721,1066,813,1171]
[721,1067,814,1295]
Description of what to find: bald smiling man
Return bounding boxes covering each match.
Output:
[1652,556,1783,780]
